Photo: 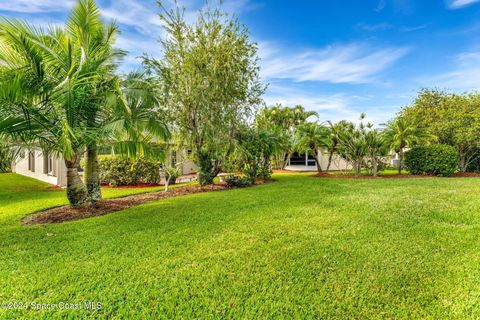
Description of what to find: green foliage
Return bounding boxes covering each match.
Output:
[336,116,369,177]
[405,144,458,176]
[0,0,124,207]
[466,151,480,172]
[382,115,435,174]
[295,122,329,173]
[163,166,181,185]
[223,174,253,188]
[402,89,480,171]
[0,142,20,173]
[256,104,317,169]
[234,127,283,183]
[145,3,265,186]
[98,157,162,186]
[324,120,350,171]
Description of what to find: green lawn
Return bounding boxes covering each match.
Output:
[1,173,480,319]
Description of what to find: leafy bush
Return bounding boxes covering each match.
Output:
[405,144,458,176]
[98,157,162,186]
[224,174,252,188]
[163,166,181,185]
[466,151,480,173]
[234,127,281,183]
[0,143,21,173]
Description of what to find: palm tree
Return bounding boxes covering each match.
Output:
[104,71,171,159]
[324,120,349,171]
[0,0,122,207]
[383,117,434,174]
[256,104,318,169]
[365,128,388,177]
[337,122,368,177]
[295,122,329,173]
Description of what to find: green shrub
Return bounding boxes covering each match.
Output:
[0,143,20,173]
[163,166,181,185]
[405,144,458,176]
[224,174,252,188]
[466,151,480,173]
[99,157,162,186]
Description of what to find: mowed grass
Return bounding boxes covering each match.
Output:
[1,173,480,319]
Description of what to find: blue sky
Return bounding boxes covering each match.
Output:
[1,0,480,123]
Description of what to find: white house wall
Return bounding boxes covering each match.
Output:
[13,149,65,186]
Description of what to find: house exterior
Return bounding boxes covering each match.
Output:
[13,148,197,187]
[285,150,351,171]
[13,149,68,186]
[13,147,398,186]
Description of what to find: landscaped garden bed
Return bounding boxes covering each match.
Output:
[22,184,227,225]
[315,171,480,179]
[22,178,272,226]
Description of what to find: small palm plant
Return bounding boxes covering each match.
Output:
[295,122,329,173]
[382,116,435,174]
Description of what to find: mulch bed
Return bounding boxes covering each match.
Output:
[314,172,480,179]
[101,183,162,189]
[453,172,480,177]
[23,184,227,226]
[314,173,431,179]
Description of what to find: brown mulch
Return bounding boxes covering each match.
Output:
[101,183,161,189]
[315,172,480,179]
[314,172,432,179]
[453,172,480,177]
[23,184,227,226]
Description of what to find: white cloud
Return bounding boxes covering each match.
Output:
[356,22,393,32]
[375,0,386,12]
[259,42,409,84]
[418,50,480,90]
[0,0,74,13]
[263,84,397,124]
[448,0,480,9]
[100,0,164,37]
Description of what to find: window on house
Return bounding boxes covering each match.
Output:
[43,152,54,176]
[28,151,35,172]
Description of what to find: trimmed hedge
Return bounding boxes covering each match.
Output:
[99,157,163,186]
[405,144,458,176]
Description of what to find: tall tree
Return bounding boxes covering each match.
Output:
[403,89,480,172]
[70,0,125,203]
[145,3,265,185]
[0,0,123,207]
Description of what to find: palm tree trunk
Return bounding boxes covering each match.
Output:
[84,143,102,203]
[373,156,378,177]
[314,151,322,173]
[65,152,89,208]
[354,160,361,177]
[283,153,291,169]
[326,151,334,171]
[398,149,404,175]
